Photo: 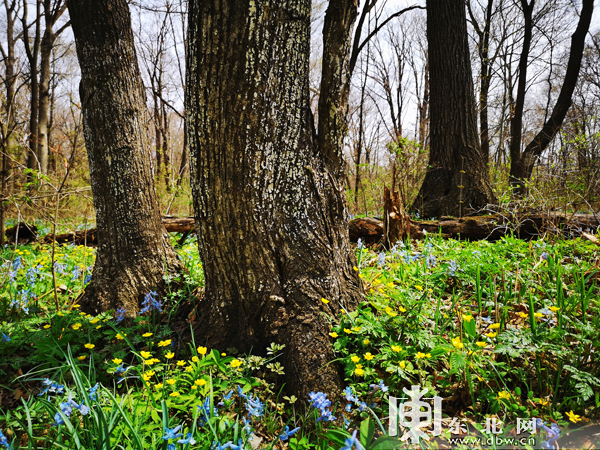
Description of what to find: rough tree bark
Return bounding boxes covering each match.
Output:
[66,0,183,314]
[415,0,496,218]
[509,0,594,190]
[186,0,363,399]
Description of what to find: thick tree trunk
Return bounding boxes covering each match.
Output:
[187,0,362,399]
[66,0,183,315]
[415,0,495,218]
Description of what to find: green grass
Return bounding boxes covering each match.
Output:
[0,230,599,449]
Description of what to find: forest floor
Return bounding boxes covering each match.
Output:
[0,226,599,449]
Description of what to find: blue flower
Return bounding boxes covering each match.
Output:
[448,260,459,276]
[377,253,386,267]
[309,392,336,422]
[279,425,300,441]
[369,380,388,393]
[139,291,162,314]
[1,333,10,343]
[341,429,364,450]
[0,428,10,449]
[88,383,100,401]
[245,394,264,418]
[177,433,196,445]
[115,308,126,322]
[163,425,183,440]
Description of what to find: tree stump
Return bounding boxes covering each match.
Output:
[382,186,411,248]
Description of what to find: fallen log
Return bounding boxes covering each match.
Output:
[42,228,98,245]
[5,223,38,245]
[37,212,599,246]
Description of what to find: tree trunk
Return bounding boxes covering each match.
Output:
[511,0,594,187]
[22,0,42,173]
[415,0,495,218]
[508,0,534,192]
[0,0,20,247]
[186,0,362,400]
[37,27,54,175]
[66,0,183,315]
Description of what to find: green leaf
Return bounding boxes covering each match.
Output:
[360,417,375,447]
[324,429,351,446]
[370,436,403,449]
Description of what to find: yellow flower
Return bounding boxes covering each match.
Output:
[398,306,407,313]
[364,352,374,360]
[566,410,581,423]
[351,355,360,363]
[191,385,198,390]
[321,298,329,304]
[539,398,550,406]
[344,328,352,334]
[112,358,123,364]
[191,356,199,363]
[77,355,86,361]
[230,359,243,368]
[463,314,473,322]
[385,306,397,317]
[426,353,431,358]
[145,359,156,366]
[72,323,82,330]
[221,353,226,357]
[518,312,528,318]
[166,378,176,385]
[534,312,543,319]
[84,343,95,349]
[363,339,369,345]
[399,361,406,369]
[158,339,171,347]
[329,332,338,338]
[79,312,86,316]
[90,318,100,324]
[185,366,193,372]
[73,304,81,309]
[142,370,155,381]
[489,323,500,329]
[115,333,126,340]
[194,379,206,386]
[476,342,488,348]
[197,346,207,355]
[176,360,186,366]
[549,306,560,312]
[497,391,510,400]
[43,324,51,329]
[96,325,101,329]
[485,332,497,338]
[57,312,64,316]
[165,352,175,359]
[142,332,153,337]
[415,285,423,291]
[140,351,152,359]
[416,352,426,359]
[155,383,163,390]
[452,337,464,349]
[353,326,361,332]
[354,367,364,376]
[392,345,402,353]
[169,392,180,397]
[353,266,359,271]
